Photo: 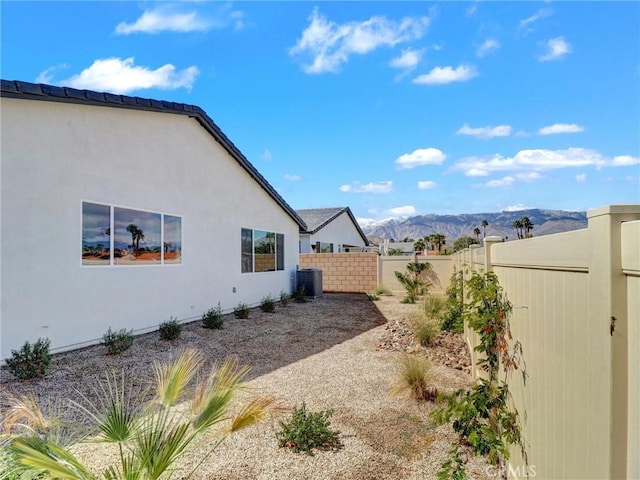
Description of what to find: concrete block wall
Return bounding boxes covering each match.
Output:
[299,252,378,293]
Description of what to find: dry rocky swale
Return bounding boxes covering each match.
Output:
[1,293,490,479]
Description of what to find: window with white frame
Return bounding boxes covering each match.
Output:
[241,228,285,273]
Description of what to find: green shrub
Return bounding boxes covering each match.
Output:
[233,302,250,319]
[6,338,51,380]
[440,270,464,333]
[101,327,134,355]
[260,295,276,313]
[412,316,439,347]
[367,292,380,301]
[294,285,306,303]
[280,290,290,307]
[373,285,391,296]
[276,402,340,453]
[423,295,446,319]
[159,317,182,340]
[202,303,224,329]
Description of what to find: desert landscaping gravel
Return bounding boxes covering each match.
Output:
[1,293,492,479]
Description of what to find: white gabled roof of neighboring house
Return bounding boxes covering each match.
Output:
[296,207,369,245]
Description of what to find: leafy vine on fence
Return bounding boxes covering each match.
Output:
[431,271,528,479]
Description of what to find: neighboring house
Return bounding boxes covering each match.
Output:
[0,79,307,360]
[296,207,369,253]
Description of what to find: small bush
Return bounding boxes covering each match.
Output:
[202,303,224,329]
[294,285,306,303]
[396,354,438,401]
[280,290,290,307]
[373,285,391,296]
[412,315,439,347]
[6,338,51,380]
[233,302,250,319]
[440,270,464,333]
[367,292,380,301]
[101,327,134,355]
[276,402,341,453]
[260,295,276,313]
[159,317,182,340]
[423,295,446,319]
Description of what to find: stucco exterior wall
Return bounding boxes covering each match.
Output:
[309,211,366,251]
[1,98,299,358]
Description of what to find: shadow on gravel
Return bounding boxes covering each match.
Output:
[0,294,388,403]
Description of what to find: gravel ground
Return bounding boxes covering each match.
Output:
[1,293,491,479]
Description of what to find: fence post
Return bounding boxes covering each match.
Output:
[587,205,640,480]
[483,235,503,273]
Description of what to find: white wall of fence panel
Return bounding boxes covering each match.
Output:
[450,205,640,480]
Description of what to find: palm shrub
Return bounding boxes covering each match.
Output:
[260,295,276,313]
[2,349,277,480]
[394,261,432,304]
[101,327,134,355]
[202,303,224,329]
[276,402,340,453]
[159,317,182,340]
[6,338,51,380]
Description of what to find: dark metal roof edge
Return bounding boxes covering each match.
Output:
[0,79,307,230]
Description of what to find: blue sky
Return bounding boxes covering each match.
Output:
[2,2,639,223]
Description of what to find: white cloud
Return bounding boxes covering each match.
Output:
[503,204,529,212]
[389,48,423,70]
[476,39,500,58]
[466,4,478,17]
[389,205,416,216]
[538,123,584,135]
[519,8,552,31]
[417,180,437,190]
[262,149,272,160]
[576,173,587,182]
[413,65,478,85]
[290,8,429,74]
[395,148,446,170]
[339,181,393,194]
[115,7,213,35]
[454,148,640,177]
[36,64,69,84]
[456,123,511,139]
[54,57,199,95]
[284,174,301,181]
[539,36,571,62]
[483,176,515,188]
[612,155,640,166]
[516,172,543,182]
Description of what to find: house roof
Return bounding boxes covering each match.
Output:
[296,207,369,245]
[0,79,307,230]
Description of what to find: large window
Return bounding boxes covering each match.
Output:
[316,241,334,253]
[82,202,182,266]
[241,228,284,273]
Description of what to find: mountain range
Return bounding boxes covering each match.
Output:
[361,209,588,243]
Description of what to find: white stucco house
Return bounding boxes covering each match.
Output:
[296,207,369,253]
[0,79,307,360]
